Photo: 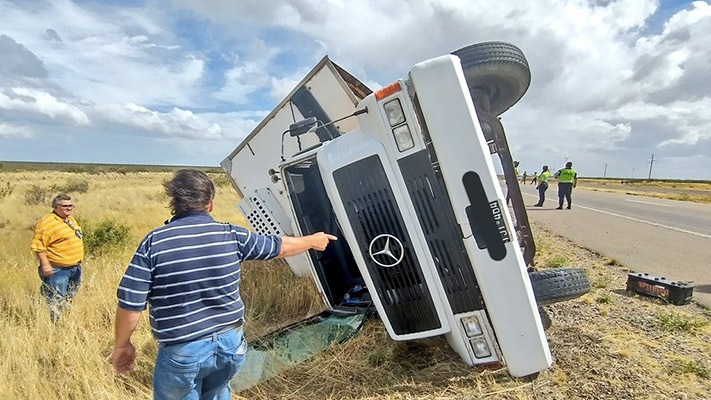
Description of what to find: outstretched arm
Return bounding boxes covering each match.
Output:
[278,232,337,258]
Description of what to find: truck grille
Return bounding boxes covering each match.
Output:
[333,155,441,335]
[399,151,485,314]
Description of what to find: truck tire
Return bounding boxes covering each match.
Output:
[530,267,590,305]
[451,41,531,116]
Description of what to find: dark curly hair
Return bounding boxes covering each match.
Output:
[163,169,215,215]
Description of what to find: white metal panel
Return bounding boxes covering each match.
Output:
[223,61,362,279]
[305,65,362,135]
[317,130,451,341]
[409,55,551,377]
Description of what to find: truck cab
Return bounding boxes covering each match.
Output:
[222,42,583,377]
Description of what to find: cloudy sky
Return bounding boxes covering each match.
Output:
[0,0,709,179]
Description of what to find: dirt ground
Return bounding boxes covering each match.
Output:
[238,221,711,400]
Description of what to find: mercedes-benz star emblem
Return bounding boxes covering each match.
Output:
[368,234,404,268]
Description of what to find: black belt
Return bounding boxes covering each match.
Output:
[50,262,81,269]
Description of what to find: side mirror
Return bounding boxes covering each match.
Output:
[288,117,318,137]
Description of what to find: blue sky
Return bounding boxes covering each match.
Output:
[1,0,710,179]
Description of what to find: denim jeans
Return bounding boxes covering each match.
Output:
[38,265,81,322]
[153,328,247,400]
[558,182,573,207]
[537,181,548,205]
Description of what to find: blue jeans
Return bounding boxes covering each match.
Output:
[38,265,81,322]
[536,182,548,205]
[558,182,573,207]
[153,328,247,400]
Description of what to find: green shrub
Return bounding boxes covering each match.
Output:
[546,255,568,268]
[57,177,90,193]
[24,185,54,205]
[592,274,614,289]
[0,182,14,199]
[596,292,613,304]
[83,218,132,256]
[669,358,709,378]
[210,173,232,188]
[656,311,708,333]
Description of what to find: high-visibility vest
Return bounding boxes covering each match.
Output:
[557,168,577,183]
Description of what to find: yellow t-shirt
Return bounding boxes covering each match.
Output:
[31,212,84,266]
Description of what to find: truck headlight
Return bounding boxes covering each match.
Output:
[383,99,406,127]
[470,337,492,358]
[392,124,414,151]
[461,316,483,337]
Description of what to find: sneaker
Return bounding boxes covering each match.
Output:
[566,205,571,209]
[533,204,542,207]
[555,206,563,210]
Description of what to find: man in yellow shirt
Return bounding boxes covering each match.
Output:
[31,193,84,321]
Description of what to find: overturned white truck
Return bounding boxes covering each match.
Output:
[222,42,589,377]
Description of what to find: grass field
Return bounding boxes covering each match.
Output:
[0,170,321,399]
[1,170,709,399]
[578,178,711,204]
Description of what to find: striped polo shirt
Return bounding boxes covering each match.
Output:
[116,211,281,344]
[31,212,84,266]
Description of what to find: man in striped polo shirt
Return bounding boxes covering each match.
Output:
[31,193,84,322]
[112,169,336,400]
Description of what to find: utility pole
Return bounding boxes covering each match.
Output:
[648,153,655,179]
[632,168,635,179]
[603,163,608,178]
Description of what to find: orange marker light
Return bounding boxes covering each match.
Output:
[374,81,401,100]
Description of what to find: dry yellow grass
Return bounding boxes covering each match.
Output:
[1,171,709,399]
[578,178,711,203]
[0,170,321,399]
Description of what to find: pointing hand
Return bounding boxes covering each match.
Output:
[311,232,338,251]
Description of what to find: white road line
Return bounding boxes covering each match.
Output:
[521,192,711,239]
[575,205,711,239]
[625,199,672,207]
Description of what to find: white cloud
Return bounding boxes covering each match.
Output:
[0,122,33,138]
[0,0,204,107]
[98,103,223,139]
[0,88,90,125]
[0,0,709,178]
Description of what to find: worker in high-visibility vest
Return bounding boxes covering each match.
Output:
[506,160,520,206]
[533,166,551,207]
[554,161,578,209]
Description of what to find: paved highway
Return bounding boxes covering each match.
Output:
[515,182,711,307]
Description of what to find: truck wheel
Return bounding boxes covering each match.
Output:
[529,267,590,305]
[451,41,531,116]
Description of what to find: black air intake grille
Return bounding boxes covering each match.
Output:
[399,151,485,314]
[333,155,441,335]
